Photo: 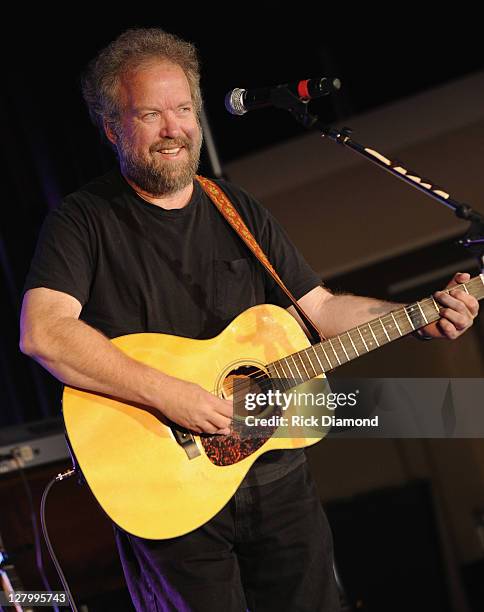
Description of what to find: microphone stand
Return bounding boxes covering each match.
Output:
[266,88,483,612]
[269,87,484,273]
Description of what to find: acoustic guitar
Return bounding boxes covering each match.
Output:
[63,275,484,539]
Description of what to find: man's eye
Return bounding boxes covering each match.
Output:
[144,112,158,120]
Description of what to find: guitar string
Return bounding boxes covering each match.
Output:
[218,280,482,425]
[226,282,481,422]
[226,281,479,397]
[228,293,443,392]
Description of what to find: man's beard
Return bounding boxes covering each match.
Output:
[117,129,202,197]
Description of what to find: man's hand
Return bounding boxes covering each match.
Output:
[418,272,479,340]
[159,378,233,436]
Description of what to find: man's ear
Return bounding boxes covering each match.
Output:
[103,120,118,146]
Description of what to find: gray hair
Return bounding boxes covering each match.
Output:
[81,28,202,140]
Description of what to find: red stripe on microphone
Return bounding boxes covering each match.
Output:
[297,79,311,100]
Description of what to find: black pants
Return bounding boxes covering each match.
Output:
[115,461,340,611]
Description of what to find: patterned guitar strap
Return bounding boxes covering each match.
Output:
[196,175,325,344]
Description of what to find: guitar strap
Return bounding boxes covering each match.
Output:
[196,175,325,343]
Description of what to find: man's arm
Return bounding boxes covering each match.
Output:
[288,272,479,340]
[20,288,232,434]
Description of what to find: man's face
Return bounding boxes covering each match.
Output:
[110,60,202,196]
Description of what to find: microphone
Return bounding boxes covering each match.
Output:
[225,77,341,116]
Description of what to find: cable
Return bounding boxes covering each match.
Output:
[40,469,78,612]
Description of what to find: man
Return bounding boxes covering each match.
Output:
[19,28,478,612]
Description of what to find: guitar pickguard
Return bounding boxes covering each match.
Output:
[202,362,282,466]
[201,418,281,466]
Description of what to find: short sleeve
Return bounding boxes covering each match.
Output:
[23,198,95,306]
[261,208,322,308]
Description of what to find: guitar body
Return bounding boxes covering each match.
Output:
[63,304,327,539]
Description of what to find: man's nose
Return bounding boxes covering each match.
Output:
[159,110,181,138]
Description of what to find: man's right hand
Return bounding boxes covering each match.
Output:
[157,379,233,436]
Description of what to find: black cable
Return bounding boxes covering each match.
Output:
[40,470,78,612]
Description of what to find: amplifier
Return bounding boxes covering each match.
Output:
[0,417,70,475]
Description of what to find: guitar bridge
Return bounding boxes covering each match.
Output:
[171,427,201,460]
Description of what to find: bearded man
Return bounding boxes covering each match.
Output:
[20,28,478,612]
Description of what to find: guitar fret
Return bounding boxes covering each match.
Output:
[420,299,437,324]
[319,344,334,370]
[283,357,295,379]
[267,362,278,378]
[348,329,365,354]
[391,312,402,336]
[297,351,311,379]
[277,360,287,378]
[279,361,292,390]
[403,306,416,330]
[406,303,423,330]
[338,336,350,361]
[379,325,387,344]
[328,338,341,365]
[357,326,369,352]
[368,322,380,347]
[339,333,356,359]
[347,331,360,356]
[290,354,303,381]
[302,349,318,377]
[463,283,469,294]
[311,345,325,373]
[361,324,377,349]
[382,314,399,340]
[268,362,287,392]
[379,318,391,342]
[417,301,428,325]
[272,362,289,390]
[399,310,414,333]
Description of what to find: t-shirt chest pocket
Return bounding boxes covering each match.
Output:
[213,258,257,320]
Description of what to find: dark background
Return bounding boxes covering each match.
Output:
[3,13,484,426]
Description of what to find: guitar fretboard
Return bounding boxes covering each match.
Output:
[266,275,484,383]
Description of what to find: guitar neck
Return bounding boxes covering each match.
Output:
[268,275,484,382]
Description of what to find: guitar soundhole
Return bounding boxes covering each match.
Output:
[221,365,272,420]
[201,364,281,467]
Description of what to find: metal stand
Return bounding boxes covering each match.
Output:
[263,84,484,612]
[268,85,484,273]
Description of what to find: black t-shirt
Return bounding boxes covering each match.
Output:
[24,169,322,486]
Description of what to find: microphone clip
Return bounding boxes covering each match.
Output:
[269,86,319,129]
